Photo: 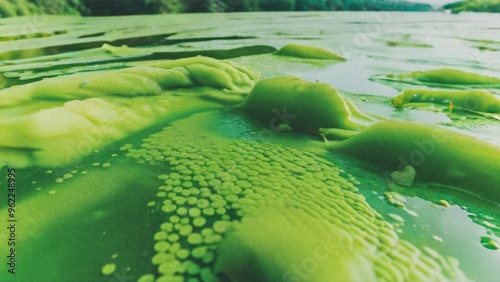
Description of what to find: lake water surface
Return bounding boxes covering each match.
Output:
[0,11,498,281]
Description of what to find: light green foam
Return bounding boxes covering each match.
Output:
[330,120,500,202]
[240,76,369,131]
[274,43,346,61]
[393,88,500,113]
[0,57,260,168]
[395,69,500,85]
[127,111,466,282]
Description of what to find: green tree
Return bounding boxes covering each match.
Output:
[224,0,260,11]
[259,0,295,11]
[296,0,327,11]
[183,0,213,12]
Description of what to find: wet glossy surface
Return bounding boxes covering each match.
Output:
[0,12,499,281]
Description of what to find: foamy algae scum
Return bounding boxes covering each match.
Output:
[394,69,500,85]
[0,27,497,282]
[274,43,347,60]
[372,68,500,89]
[329,120,500,202]
[240,76,370,131]
[127,112,465,281]
[392,88,500,113]
[0,56,258,168]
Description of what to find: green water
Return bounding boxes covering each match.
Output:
[0,12,499,281]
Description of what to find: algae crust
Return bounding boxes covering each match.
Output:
[274,43,346,60]
[330,120,500,202]
[0,57,259,168]
[372,68,500,90]
[120,111,467,282]
[240,76,367,132]
[392,88,500,113]
[216,207,376,282]
[0,13,498,282]
[395,69,500,85]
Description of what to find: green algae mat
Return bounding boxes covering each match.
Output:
[0,12,499,281]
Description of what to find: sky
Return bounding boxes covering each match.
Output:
[403,0,458,8]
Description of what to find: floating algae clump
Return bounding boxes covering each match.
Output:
[274,43,346,60]
[0,56,259,168]
[375,68,500,88]
[240,76,368,131]
[130,112,465,282]
[216,207,376,281]
[0,56,259,107]
[330,120,500,202]
[392,88,500,113]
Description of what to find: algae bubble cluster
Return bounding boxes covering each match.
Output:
[121,113,465,282]
[0,13,499,282]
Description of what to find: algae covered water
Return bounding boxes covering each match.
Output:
[0,11,499,281]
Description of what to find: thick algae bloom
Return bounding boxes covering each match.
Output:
[240,76,368,131]
[131,112,465,282]
[395,69,500,85]
[216,207,377,281]
[375,68,500,88]
[330,120,500,202]
[392,88,500,113]
[274,43,346,60]
[0,56,259,168]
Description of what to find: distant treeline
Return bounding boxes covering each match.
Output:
[444,0,500,13]
[0,0,434,17]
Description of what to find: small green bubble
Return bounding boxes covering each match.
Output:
[168,233,180,242]
[177,207,188,216]
[193,217,206,228]
[176,249,190,260]
[202,207,215,216]
[215,207,226,215]
[154,241,171,252]
[187,233,203,245]
[154,231,168,241]
[189,207,202,218]
[191,246,207,259]
[101,263,116,275]
[197,199,210,209]
[160,222,173,232]
[158,174,169,180]
[179,225,193,237]
[137,274,155,282]
[152,253,169,265]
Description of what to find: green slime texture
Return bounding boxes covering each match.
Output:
[0,37,498,281]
